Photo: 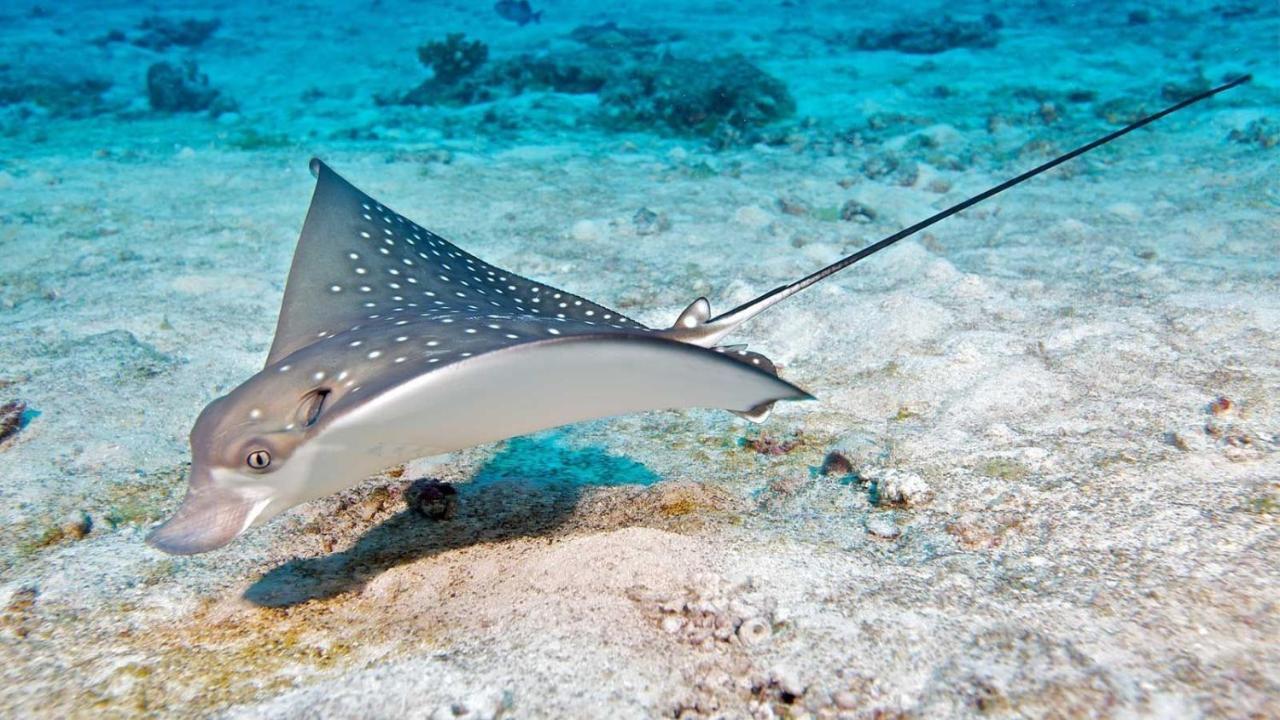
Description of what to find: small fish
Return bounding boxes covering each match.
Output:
[146,76,1249,555]
[495,0,541,26]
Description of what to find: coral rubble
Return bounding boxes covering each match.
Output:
[146,60,227,113]
[132,16,221,51]
[854,13,1002,54]
[388,33,793,143]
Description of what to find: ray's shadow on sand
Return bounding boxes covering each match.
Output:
[243,434,659,608]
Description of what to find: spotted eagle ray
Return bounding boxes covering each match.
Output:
[147,76,1248,555]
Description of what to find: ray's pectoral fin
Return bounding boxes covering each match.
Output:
[715,346,789,423]
[658,297,801,423]
[333,334,814,455]
[145,476,267,555]
[733,401,777,424]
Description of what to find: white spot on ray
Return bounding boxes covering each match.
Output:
[266,170,656,398]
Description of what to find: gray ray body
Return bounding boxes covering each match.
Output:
[147,77,1248,555]
[147,160,809,554]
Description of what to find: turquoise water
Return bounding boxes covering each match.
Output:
[0,1,1276,717]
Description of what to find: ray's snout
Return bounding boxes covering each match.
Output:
[146,466,261,555]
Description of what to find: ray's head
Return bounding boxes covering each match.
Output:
[146,359,344,555]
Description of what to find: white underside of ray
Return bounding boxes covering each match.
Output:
[317,335,809,485]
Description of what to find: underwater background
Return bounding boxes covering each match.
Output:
[0,0,1276,717]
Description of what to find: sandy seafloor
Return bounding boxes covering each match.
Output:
[0,0,1277,717]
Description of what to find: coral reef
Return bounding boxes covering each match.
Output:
[632,207,669,235]
[1161,75,1213,102]
[818,451,854,477]
[631,573,779,650]
[1094,95,1151,124]
[839,198,877,223]
[741,429,806,456]
[418,33,488,85]
[389,34,792,144]
[860,150,919,186]
[854,13,1002,54]
[405,477,459,520]
[506,50,620,94]
[863,467,931,508]
[146,60,227,113]
[568,22,682,50]
[0,68,112,119]
[1229,118,1278,148]
[391,45,623,106]
[132,16,221,50]
[0,400,26,445]
[390,34,496,106]
[598,55,795,142]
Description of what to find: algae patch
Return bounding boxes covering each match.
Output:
[980,458,1030,481]
[104,465,188,530]
[80,601,361,715]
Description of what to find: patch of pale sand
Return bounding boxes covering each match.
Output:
[225,527,721,719]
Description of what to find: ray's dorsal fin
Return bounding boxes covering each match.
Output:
[673,297,711,329]
[666,75,1251,348]
[266,159,646,367]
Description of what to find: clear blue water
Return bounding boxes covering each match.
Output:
[1,1,1272,152]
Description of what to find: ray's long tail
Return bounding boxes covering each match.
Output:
[665,75,1251,348]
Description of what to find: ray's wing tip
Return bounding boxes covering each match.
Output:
[308,157,325,178]
[781,383,817,403]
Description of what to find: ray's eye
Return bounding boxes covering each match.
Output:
[246,450,271,470]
